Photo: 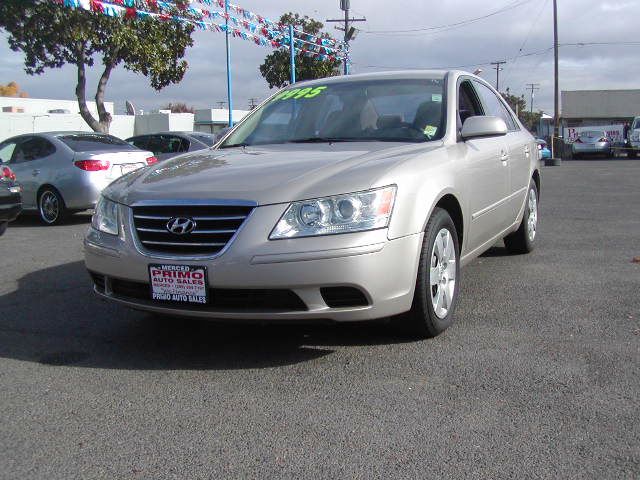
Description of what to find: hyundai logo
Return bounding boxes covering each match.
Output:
[166,217,197,235]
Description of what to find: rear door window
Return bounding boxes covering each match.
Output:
[12,137,56,163]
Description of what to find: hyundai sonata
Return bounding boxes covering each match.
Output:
[85,71,541,338]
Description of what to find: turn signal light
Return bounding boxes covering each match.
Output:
[1,166,16,181]
[74,160,110,171]
[146,156,158,165]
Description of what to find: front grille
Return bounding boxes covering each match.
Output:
[131,204,253,256]
[105,277,307,312]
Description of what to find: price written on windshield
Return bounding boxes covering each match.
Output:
[272,86,327,101]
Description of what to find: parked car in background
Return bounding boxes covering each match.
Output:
[0,166,22,236]
[536,139,551,159]
[627,116,640,158]
[572,130,612,158]
[0,132,156,225]
[125,132,215,161]
[86,70,541,339]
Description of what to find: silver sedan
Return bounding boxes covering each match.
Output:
[0,132,156,224]
[85,71,541,338]
[572,130,612,158]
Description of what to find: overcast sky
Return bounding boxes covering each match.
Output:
[1,0,638,114]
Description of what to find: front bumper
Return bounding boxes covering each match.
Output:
[84,203,423,322]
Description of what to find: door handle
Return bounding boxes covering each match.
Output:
[500,151,510,162]
[32,169,40,176]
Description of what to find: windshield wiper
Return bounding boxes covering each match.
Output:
[286,137,357,144]
[218,143,250,149]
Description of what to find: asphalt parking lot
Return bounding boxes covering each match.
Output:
[1,160,639,479]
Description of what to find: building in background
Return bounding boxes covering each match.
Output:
[0,98,250,141]
[194,109,250,134]
[0,96,113,117]
[561,89,640,142]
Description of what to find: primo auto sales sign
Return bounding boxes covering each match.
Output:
[564,124,625,143]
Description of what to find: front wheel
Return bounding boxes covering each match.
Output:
[38,188,66,225]
[400,208,460,338]
[504,180,538,254]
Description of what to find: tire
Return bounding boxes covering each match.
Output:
[0,222,7,236]
[504,180,538,254]
[400,207,461,338]
[629,151,637,159]
[38,188,67,225]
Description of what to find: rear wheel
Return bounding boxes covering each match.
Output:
[38,188,66,225]
[504,180,538,254]
[400,208,460,338]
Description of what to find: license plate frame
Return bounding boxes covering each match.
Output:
[121,163,143,176]
[148,264,209,305]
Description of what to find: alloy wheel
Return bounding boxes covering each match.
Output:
[429,228,457,319]
[527,188,538,242]
[40,191,60,224]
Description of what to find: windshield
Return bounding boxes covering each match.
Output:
[220,78,446,148]
[633,119,640,130]
[59,134,134,152]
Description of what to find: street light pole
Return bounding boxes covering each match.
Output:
[327,0,365,76]
[225,0,233,128]
[552,0,560,159]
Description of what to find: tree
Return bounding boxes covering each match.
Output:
[0,81,28,98]
[501,91,542,133]
[162,102,195,113]
[259,13,341,89]
[0,1,195,133]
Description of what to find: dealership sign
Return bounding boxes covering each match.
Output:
[564,124,625,143]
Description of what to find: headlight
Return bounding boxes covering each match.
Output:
[270,186,397,239]
[92,196,119,235]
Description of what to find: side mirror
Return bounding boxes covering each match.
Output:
[461,116,508,140]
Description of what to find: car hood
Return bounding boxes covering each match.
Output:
[103,142,442,206]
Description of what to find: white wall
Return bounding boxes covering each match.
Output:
[0,97,114,116]
[131,113,194,136]
[0,113,135,142]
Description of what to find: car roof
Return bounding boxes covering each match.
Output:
[290,70,460,88]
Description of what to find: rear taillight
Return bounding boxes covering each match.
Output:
[1,166,16,181]
[74,160,110,171]
[146,156,158,165]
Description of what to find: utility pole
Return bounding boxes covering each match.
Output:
[327,0,366,75]
[248,98,259,110]
[526,83,541,114]
[552,0,560,160]
[490,61,507,91]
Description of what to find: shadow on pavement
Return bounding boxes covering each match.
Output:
[0,261,414,371]
[10,212,92,228]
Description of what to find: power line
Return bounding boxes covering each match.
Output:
[501,0,550,89]
[363,0,534,35]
